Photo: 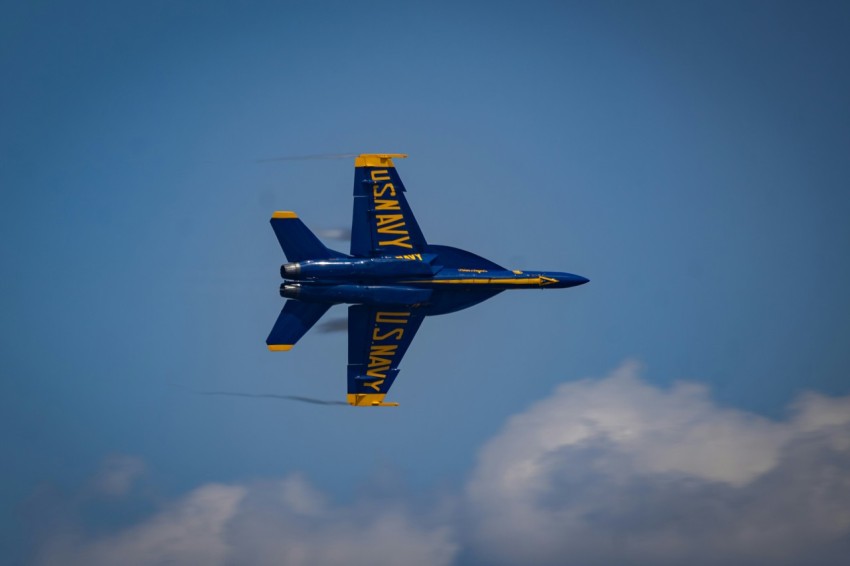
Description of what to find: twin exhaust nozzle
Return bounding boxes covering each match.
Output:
[281,263,301,278]
[280,283,300,299]
[280,263,301,297]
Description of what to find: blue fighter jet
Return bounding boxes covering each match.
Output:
[267,154,588,406]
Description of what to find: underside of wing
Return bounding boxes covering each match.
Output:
[350,154,427,257]
[347,305,424,406]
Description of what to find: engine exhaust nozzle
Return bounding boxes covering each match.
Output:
[281,263,301,279]
[280,283,301,299]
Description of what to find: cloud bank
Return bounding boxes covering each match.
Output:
[36,475,454,566]
[465,361,850,565]
[33,362,850,565]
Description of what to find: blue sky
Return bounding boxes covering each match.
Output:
[3,1,850,564]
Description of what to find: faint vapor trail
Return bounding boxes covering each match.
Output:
[316,227,351,241]
[256,153,359,164]
[197,391,349,406]
[318,317,348,334]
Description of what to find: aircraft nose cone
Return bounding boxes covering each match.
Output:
[562,274,589,287]
[540,272,589,288]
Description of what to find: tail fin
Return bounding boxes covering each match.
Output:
[267,299,331,351]
[270,211,346,262]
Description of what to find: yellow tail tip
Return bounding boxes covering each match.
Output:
[272,211,298,219]
[268,344,293,351]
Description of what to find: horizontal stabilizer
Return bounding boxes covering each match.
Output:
[267,299,331,351]
[270,211,346,262]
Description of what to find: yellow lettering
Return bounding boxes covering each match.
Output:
[373,327,404,341]
[379,235,413,249]
[368,345,398,367]
[373,183,396,198]
[374,199,400,210]
[376,214,404,226]
[376,221,408,235]
[376,312,410,324]
[366,366,389,379]
[369,354,393,367]
[361,315,410,387]
[371,343,401,354]
[371,170,391,182]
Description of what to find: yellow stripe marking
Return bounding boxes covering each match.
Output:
[272,211,298,219]
[268,344,293,351]
[403,278,546,286]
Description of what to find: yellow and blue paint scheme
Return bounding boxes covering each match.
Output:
[266,154,588,406]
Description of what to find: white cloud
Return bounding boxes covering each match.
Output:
[35,475,456,566]
[37,484,245,566]
[31,361,850,565]
[464,361,850,565]
[222,475,457,566]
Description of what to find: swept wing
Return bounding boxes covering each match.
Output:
[347,305,424,406]
[350,154,427,257]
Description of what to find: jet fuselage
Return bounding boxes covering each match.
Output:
[279,256,588,308]
[266,154,588,406]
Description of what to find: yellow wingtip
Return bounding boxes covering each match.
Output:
[272,211,298,219]
[347,393,399,407]
[355,154,408,168]
[268,344,293,351]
